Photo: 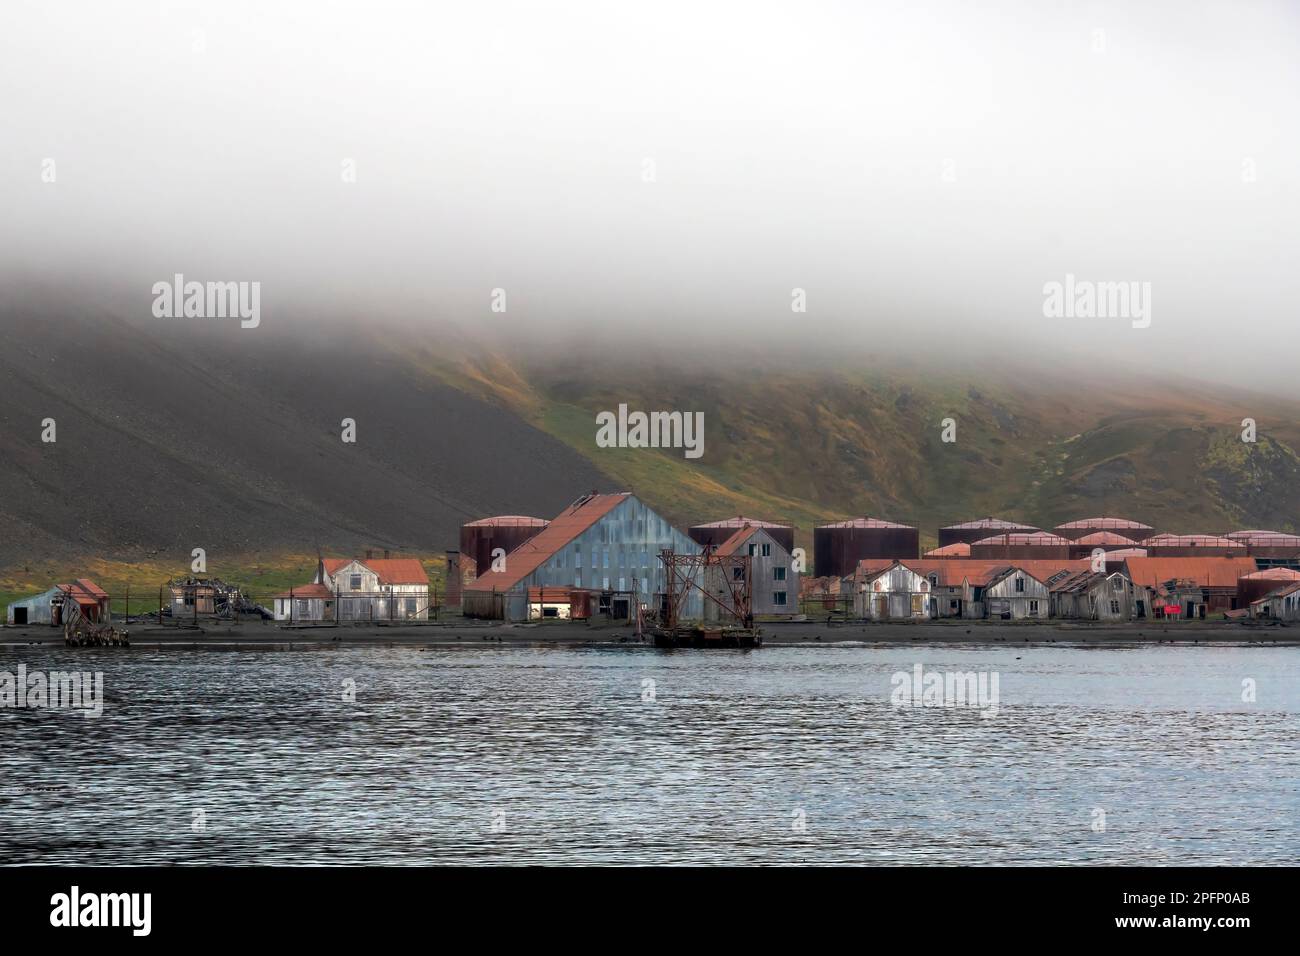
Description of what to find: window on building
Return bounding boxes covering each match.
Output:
[1029,600,1039,613]
[1110,600,1120,614]
[405,598,416,615]
[575,574,581,588]
[748,544,757,556]
[761,543,771,557]
[774,566,786,581]
[733,566,745,581]
[618,577,626,591]
[603,550,609,569]
[350,574,362,591]
[773,591,787,606]
[641,577,648,594]
[602,577,609,590]
[1015,577,1025,593]
[591,550,598,569]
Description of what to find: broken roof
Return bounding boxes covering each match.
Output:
[904,558,1091,588]
[1251,581,1300,605]
[1121,556,1257,589]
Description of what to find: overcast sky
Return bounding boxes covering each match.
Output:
[2,1,1297,386]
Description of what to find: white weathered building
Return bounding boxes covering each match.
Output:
[851,560,932,620]
[1250,581,1300,621]
[1050,570,1138,621]
[705,525,800,621]
[985,567,1050,619]
[275,556,430,622]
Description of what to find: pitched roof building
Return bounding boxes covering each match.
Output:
[464,492,701,621]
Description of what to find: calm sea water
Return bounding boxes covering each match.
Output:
[1,643,1296,865]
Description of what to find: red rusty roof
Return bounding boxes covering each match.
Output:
[902,558,1088,588]
[692,515,792,529]
[275,583,334,599]
[817,516,915,529]
[1074,531,1140,546]
[941,517,1038,531]
[923,542,971,557]
[467,493,633,592]
[1101,547,1147,559]
[323,557,429,585]
[1240,568,1300,581]
[527,586,574,603]
[851,559,902,580]
[56,579,109,605]
[714,524,758,557]
[1140,534,1244,549]
[1055,517,1154,531]
[971,532,1070,547]
[1121,557,1257,589]
[463,515,550,528]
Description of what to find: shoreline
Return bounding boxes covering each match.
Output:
[2,619,1297,648]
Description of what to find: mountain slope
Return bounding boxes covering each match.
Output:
[2,292,1298,573]
[0,296,613,566]
[419,343,1300,550]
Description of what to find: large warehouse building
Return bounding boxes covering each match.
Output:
[463,492,703,622]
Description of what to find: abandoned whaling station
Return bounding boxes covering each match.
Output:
[8,499,1300,646]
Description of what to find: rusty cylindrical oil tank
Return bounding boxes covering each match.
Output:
[969,532,1072,560]
[1053,517,1153,542]
[689,516,795,554]
[1139,534,1246,557]
[814,517,919,578]
[1236,569,1300,604]
[459,516,549,576]
[937,517,1039,548]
